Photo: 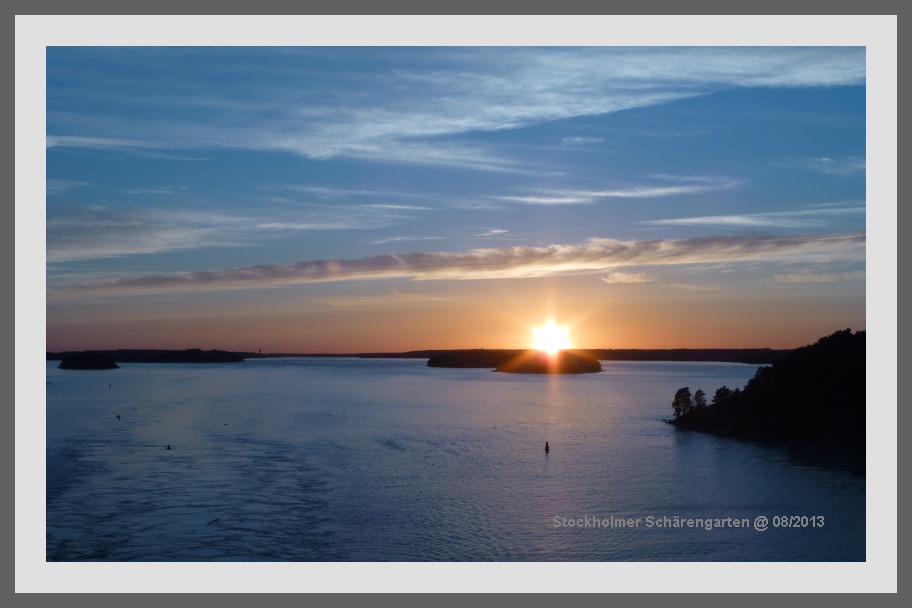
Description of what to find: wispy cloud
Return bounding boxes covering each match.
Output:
[369,236,445,245]
[272,185,436,209]
[46,135,156,149]
[645,204,865,229]
[58,232,865,296]
[649,174,733,184]
[46,207,241,263]
[600,271,654,284]
[124,187,182,196]
[782,156,866,175]
[47,47,865,172]
[476,228,508,237]
[46,203,417,262]
[46,179,90,194]
[496,195,596,205]
[253,221,373,231]
[362,204,433,211]
[562,136,604,145]
[667,283,721,292]
[46,134,211,161]
[273,185,383,199]
[499,176,739,205]
[580,183,738,199]
[772,270,865,283]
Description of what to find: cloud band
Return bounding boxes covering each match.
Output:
[59,233,865,297]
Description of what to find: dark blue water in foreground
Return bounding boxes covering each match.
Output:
[46,358,864,561]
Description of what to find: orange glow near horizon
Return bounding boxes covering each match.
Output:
[532,321,572,355]
[44,275,866,353]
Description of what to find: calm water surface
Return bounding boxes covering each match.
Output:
[45,358,864,561]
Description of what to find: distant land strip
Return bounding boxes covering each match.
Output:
[46,348,790,365]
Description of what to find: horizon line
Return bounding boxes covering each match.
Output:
[46,345,798,356]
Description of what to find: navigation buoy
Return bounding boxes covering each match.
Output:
[545,441,550,454]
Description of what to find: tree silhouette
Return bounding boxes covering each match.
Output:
[712,385,732,407]
[693,388,707,410]
[672,387,693,419]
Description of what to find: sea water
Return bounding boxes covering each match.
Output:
[45,358,864,561]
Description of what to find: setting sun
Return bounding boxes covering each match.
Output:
[532,321,572,355]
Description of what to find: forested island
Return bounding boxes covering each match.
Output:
[495,350,602,374]
[667,329,865,472]
[57,353,120,370]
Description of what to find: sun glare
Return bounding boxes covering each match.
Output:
[532,321,572,355]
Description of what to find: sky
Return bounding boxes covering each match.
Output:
[44,46,868,353]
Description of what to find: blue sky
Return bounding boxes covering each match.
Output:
[45,46,867,351]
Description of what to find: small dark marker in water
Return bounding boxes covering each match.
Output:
[166,445,171,450]
[545,441,550,454]
[116,415,120,420]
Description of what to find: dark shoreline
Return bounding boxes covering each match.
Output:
[48,347,791,365]
[666,330,865,475]
[47,349,246,364]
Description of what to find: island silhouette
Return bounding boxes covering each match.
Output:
[667,329,865,472]
[494,349,602,374]
[57,353,120,370]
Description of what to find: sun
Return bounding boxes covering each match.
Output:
[532,321,572,355]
